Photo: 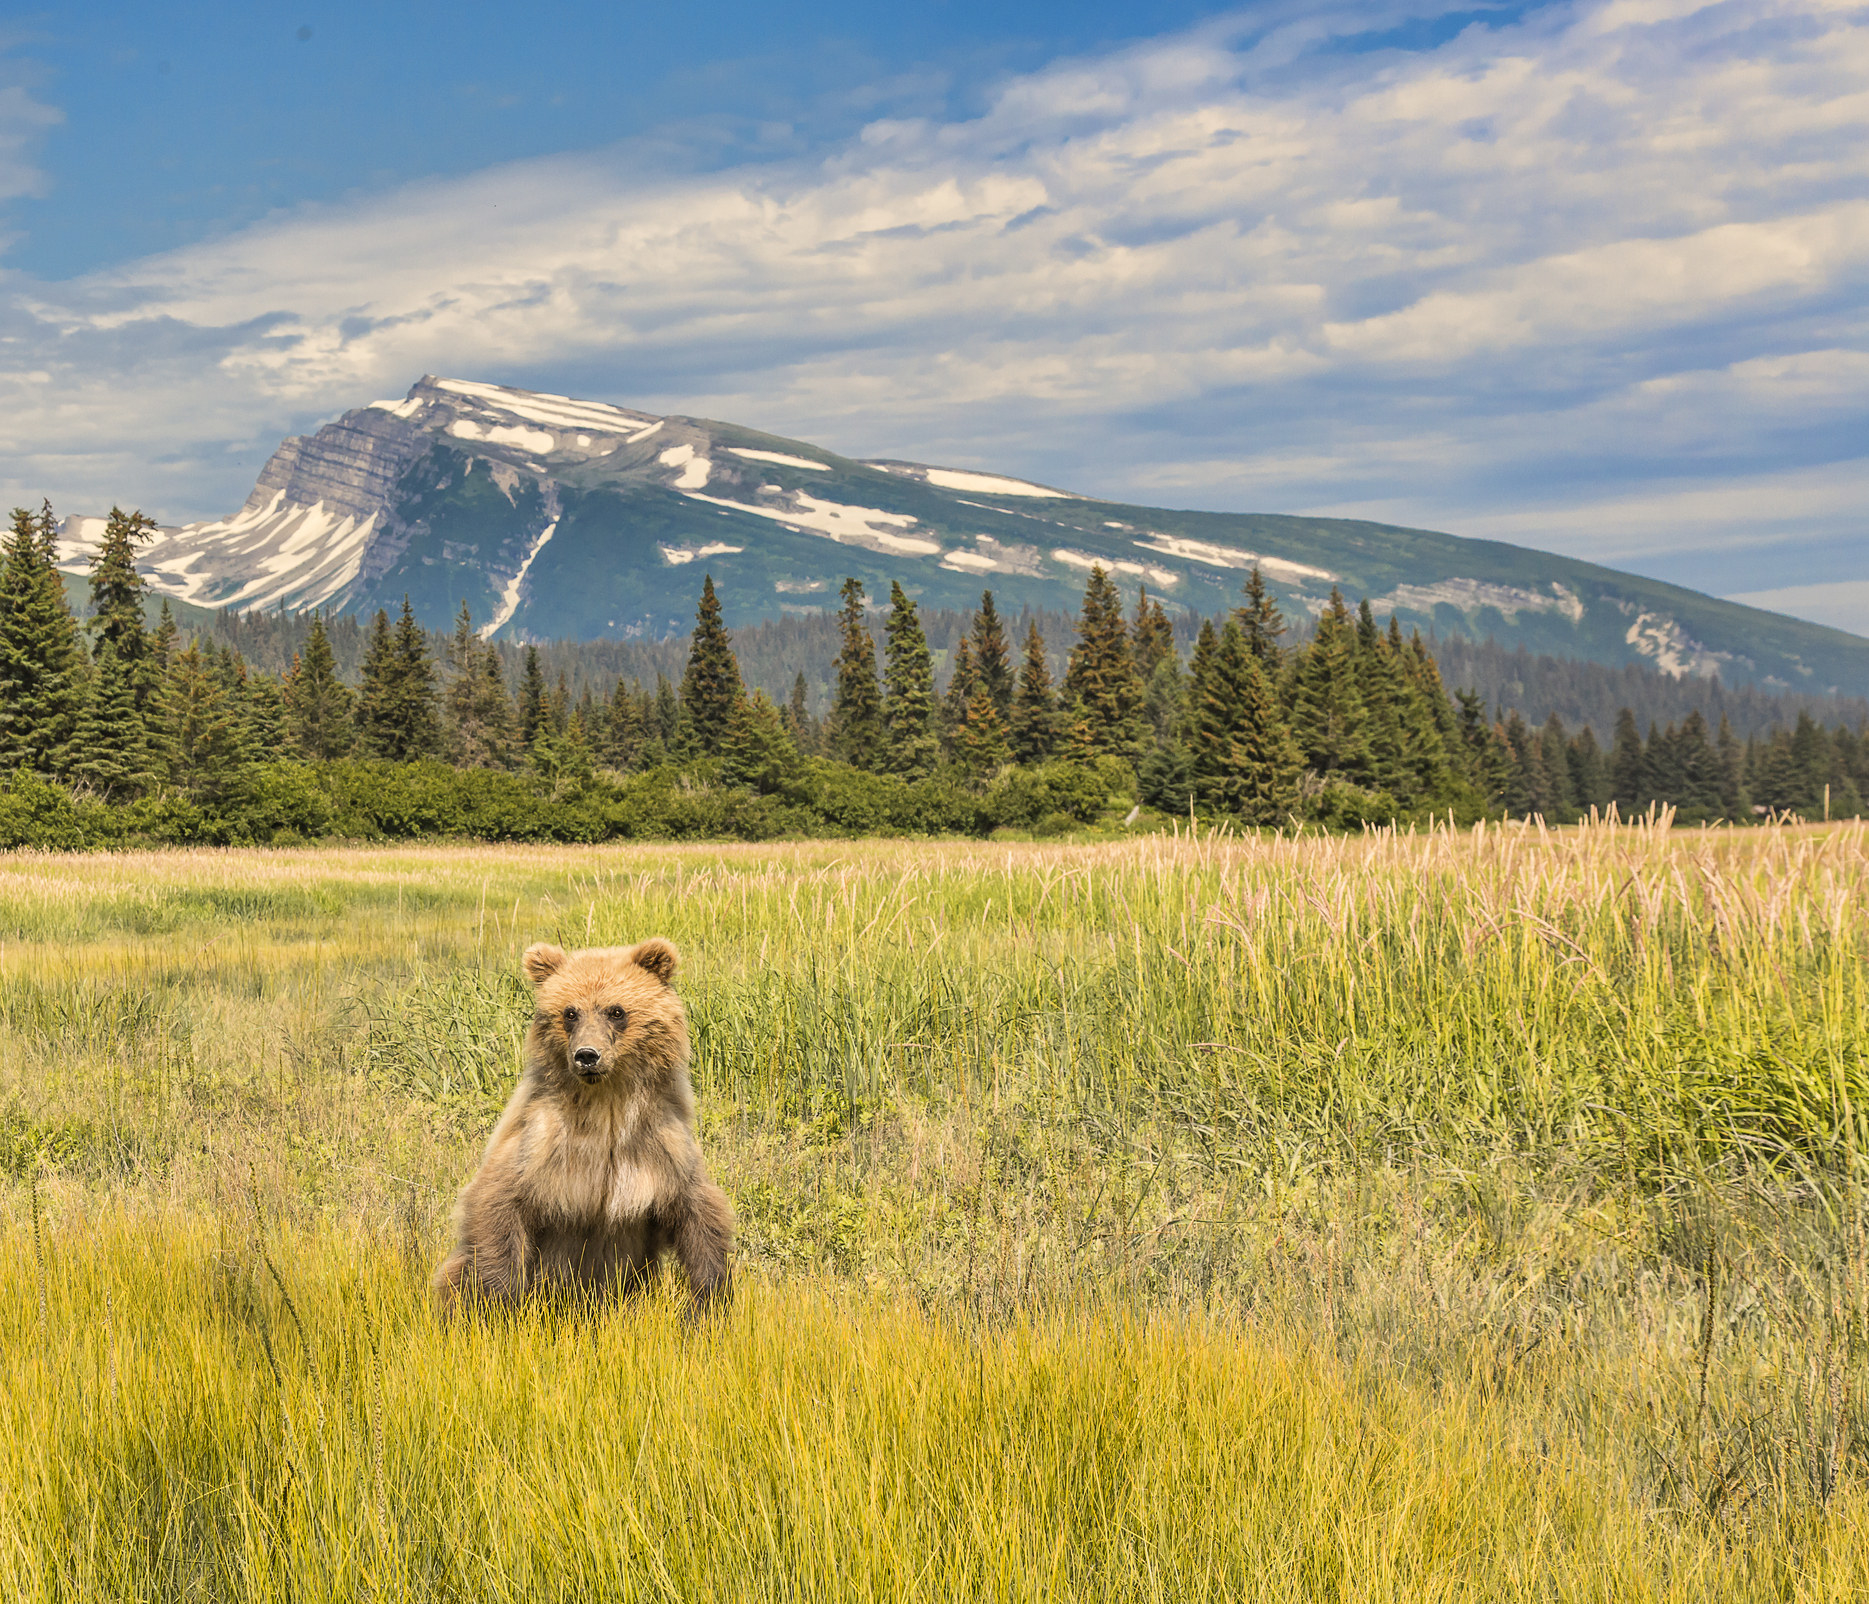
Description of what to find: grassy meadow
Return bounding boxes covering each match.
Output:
[2,819,1867,1598]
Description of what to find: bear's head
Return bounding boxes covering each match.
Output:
[521,938,688,1091]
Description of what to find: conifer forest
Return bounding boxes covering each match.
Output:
[1,501,1864,848]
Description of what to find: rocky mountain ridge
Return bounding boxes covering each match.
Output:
[53,374,1869,698]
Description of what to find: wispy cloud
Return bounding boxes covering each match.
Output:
[0,0,1864,609]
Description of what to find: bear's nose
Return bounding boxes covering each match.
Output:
[573,1047,600,1070]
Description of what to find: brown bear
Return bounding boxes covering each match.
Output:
[434,937,733,1314]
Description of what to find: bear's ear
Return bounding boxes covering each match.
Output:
[522,943,567,986]
[631,937,680,985]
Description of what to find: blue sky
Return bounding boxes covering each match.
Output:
[1,0,1864,629]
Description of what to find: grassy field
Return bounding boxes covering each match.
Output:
[2,820,1867,1598]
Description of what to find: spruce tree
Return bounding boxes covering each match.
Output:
[387,596,441,759]
[972,592,1013,721]
[519,646,549,749]
[1608,709,1647,812]
[1715,714,1748,818]
[1501,712,1553,818]
[827,578,882,770]
[1566,728,1609,814]
[1130,586,1173,680]
[169,641,253,803]
[1188,619,1302,823]
[722,689,802,795]
[1454,689,1508,804]
[1288,591,1371,782]
[1539,714,1576,820]
[605,677,644,771]
[785,671,819,755]
[0,504,86,775]
[88,507,157,670]
[548,673,570,738]
[1061,566,1142,761]
[283,612,355,760]
[1009,620,1061,765]
[678,575,743,757]
[68,639,159,799]
[1235,566,1287,672]
[955,676,1012,780]
[652,674,680,745]
[881,582,938,778]
[941,633,979,758]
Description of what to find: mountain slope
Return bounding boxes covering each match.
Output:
[56,375,1869,697]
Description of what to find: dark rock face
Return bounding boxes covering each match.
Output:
[241,408,429,526]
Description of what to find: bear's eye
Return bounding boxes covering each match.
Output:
[605,1005,627,1026]
[563,1007,580,1025]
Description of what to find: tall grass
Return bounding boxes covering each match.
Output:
[1,819,1867,1595]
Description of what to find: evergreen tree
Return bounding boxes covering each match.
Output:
[1061,566,1142,760]
[1539,714,1576,820]
[881,582,939,778]
[1674,710,1725,821]
[0,503,86,774]
[972,591,1014,721]
[784,671,819,756]
[1787,711,1832,816]
[652,674,681,745]
[530,708,596,799]
[827,578,882,769]
[548,673,571,738]
[1566,727,1610,814]
[1644,721,1684,810]
[283,612,355,761]
[519,646,549,749]
[1715,714,1748,818]
[604,677,645,771]
[722,689,803,795]
[444,604,489,767]
[1130,586,1174,680]
[1455,688,1510,805]
[678,575,743,757]
[169,641,254,803]
[1288,590,1371,782]
[68,638,159,799]
[1235,566,1287,672]
[1608,709,1647,812]
[88,507,157,671]
[954,675,1012,780]
[1009,620,1061,765]
[940,633,979,757]
[1501,712,1554,818]
[1188,618,1302,823]
[391,596,441,759]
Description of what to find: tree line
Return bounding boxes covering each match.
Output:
[2,501,1866,847]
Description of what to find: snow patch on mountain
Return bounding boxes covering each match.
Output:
[449,418,555,454]
[660,541,746,566]
[58,496,374,614]
[685,489,942,556]
[1050,548,1178,587]
[729,448,829,471]
[923,468,1069,498]
[1134,533,1335,582]
[432,377,650,435]
[658,443,713,489]
[1370,578,1586,625]
[481,519,559,639]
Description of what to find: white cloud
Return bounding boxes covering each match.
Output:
[0,0,1863,598]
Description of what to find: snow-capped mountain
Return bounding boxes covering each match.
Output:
[56,375,1869,696]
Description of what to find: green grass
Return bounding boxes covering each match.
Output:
[2,822,1868,1597]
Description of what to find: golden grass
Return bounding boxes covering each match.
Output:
[1,820,1867,1596]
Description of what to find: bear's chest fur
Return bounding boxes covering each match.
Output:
[514,1091,671,1225]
